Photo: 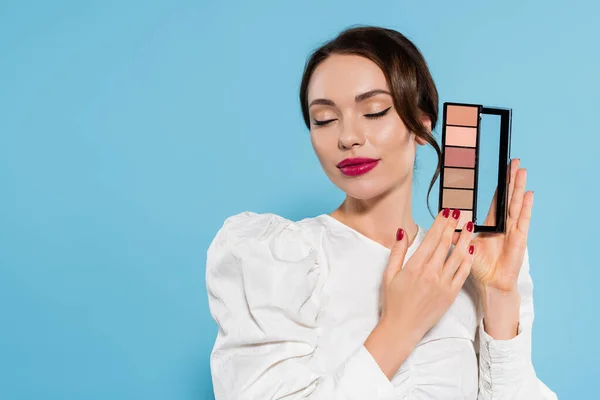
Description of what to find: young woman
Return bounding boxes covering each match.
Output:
[206,26,557,400]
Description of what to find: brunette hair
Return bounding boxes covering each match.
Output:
[299,25,441,216]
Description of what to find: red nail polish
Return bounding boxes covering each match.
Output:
[466,221,473,232]
[469,245,474,255]
[452,209,461,219]
[396,228,404,241]
[442,208,450,218]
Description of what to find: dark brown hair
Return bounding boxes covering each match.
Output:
[299,25,441,216]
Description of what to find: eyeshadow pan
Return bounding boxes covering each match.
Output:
[444,168,475,189]
[445,126,478,147]
[444,147,476,168]
[456,210,473,230]
[447,105,479,127]
[442,188,474,209]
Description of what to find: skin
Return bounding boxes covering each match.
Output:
[308,54,427,250]
[306,54,534,377]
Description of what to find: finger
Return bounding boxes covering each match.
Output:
[383,227,409,287]
[452,244,475,291]
[508,168,527,221]
[451,231,460,246]
[410,208,452,265]
[516,190,534,238]
[428,208,461,268]
[442,220,474,282]
[483,158,517,227]
[506,158,521,208]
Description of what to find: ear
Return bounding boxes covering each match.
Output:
[414,114,433,146]
[415,135,428,146]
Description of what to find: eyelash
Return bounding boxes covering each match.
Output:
[312,106,392,127]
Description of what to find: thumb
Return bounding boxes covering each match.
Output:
[383,228,409,287]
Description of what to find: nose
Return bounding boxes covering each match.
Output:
[338,120,366,150]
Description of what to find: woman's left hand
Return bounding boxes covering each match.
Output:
[470,158,533,292]
[453,158,534,339]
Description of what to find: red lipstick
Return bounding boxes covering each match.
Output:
[336,157,380,176]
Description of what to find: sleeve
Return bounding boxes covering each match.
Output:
[205,212,397,400]
[476,247,558,400]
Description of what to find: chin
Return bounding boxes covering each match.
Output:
[335,179,390,200]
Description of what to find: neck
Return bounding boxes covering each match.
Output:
[329,182,419,250]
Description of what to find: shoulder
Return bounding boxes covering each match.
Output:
[207,211,318,261]
[206,211,324,324]
[206,211,324,286]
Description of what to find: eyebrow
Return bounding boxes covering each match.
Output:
[308,89,391,108]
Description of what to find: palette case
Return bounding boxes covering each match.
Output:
[438,102,512,233]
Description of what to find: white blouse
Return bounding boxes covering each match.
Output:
[206,211,557,400]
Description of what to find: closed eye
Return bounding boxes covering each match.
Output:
[313,118,337,126]
[312,106,392,127]
[365,106,392,119]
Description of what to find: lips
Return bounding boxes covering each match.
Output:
[336,157,379,168]
[336,157,380,177]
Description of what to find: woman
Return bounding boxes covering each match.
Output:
[206,26,557,399]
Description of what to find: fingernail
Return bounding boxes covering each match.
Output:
[469,245,474,255]
[466,221,473,232]
[396,228,404,241]
[442,208,450,218]
[452,209,461,219]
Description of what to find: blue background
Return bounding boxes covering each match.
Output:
[0,0,595,398]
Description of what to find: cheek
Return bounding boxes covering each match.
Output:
[370,121,417,175]
[371,119,414,155]
[310,132,335,167]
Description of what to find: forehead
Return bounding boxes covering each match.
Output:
[307,54,389,102]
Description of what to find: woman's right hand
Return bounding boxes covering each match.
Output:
[365,208,475,379]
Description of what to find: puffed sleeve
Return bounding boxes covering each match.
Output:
[476,247,558,400]
[206,212,397,400]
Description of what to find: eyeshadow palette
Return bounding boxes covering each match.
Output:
[438,102,512,233]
